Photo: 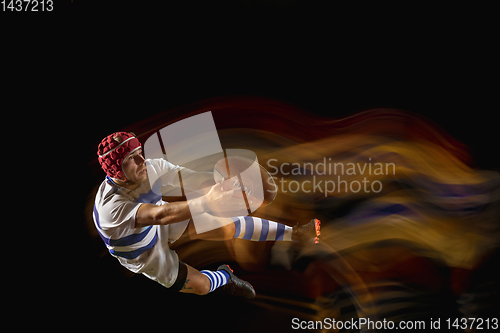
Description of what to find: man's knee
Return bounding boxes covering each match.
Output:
[181,264,211,295]
[193,275,211,295]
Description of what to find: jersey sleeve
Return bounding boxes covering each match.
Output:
[99,196,143,231]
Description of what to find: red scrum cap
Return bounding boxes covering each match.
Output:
[97,132,142,180]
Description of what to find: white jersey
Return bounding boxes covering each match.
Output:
[92,158,190,288]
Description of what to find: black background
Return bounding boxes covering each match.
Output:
[67,1,498,171]
[7,1,498,331]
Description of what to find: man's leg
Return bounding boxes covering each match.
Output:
[188,215,293,241]
[177,262,211,295]
[231,216,293,241]
[187,215,237,241]
[174,261,255,298]
[188,215,320,243]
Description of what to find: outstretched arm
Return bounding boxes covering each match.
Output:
[135,200,201,227]
[135,181,246,228]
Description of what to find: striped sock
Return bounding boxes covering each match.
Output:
[200,269,230,293]
[232,216,293,241]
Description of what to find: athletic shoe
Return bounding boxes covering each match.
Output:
[215,264,256,299]
[292,218,321,243]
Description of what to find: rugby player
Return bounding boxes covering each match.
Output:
[93,132,320,298]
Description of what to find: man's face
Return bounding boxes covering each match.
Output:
[122,148,148,184]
